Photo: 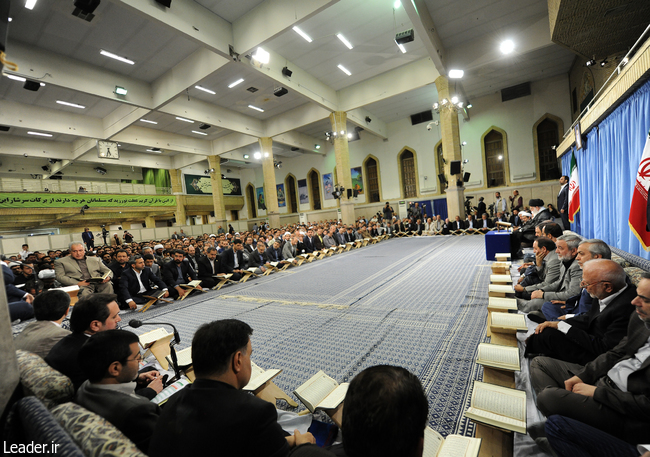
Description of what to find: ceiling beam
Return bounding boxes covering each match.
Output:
[172,153,208,170]
[103,105,152,139]
[0,135,72,160]
[211,133,259,155]
[233,0,339,55]
[272,131,326,154]
[264,103,331,137]
[113,0,233,58]
[8,42,153,108]
[346,107,387,139]
[111,125,213,156]
[402,0,447,75]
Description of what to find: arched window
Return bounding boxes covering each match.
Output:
[308,170,321,210]
[364,157,380,203]
[536,118,561,181]
[246,184,257,219]
[285,175,298,213]
[484,130,506,188]
[399,149,417,198]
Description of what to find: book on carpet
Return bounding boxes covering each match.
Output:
[490,313,527,332]
[213,273,232,279]
[464,381,526,434]
[138,327,173,349]
[487,297,517,312]
[143,289,166,300]
[51,285,80,294]
[490,274,512,283]
[150,377,192,405]
[269,261,280,267]
[165,346,193,368]
[247,267,259,273]
[494,253,511,261]
[476,343,520,372]
[243,362,282,391]
[423,426,481,457]
[488,284,515,294]
[87,271,111,283]
[293,371,349,413]
[185,280,201,287]
[301,254,310,258]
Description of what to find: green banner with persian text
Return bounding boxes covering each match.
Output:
[0,193,177,208]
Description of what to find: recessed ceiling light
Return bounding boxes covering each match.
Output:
[114,86,127,95]
[292,26,313,43]
[27,131,52,137]
[448,69,464,79]
[252,47,270,64]
[191,130,208,135]
[195,85,216,95]
[146,149,162,153]
[336,34,353,50]
[398,44,407,53]
[243,154,250,159]
[337,64,352,76]
[248,105,264,112]
[25,0,37,10]
[176,116,194,123]
[499,40,515,55]
[228,78,244,88]
[100,50,135,65]
[315,144,321,150]
[140,119,158,124]
[56,100,85,109]
[394,0,401,8]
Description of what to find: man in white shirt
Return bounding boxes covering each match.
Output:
[119,257,169,309]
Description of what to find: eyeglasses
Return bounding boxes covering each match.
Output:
[580,280,609,288]
[126,353,143,363]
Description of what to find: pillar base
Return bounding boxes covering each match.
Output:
[340,201,355,225]
[445,186,466,220]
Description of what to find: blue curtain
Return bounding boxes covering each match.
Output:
[562,77,650,258]
[414,198,448,220]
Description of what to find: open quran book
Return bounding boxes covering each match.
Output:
[464,381,526,434]
[423,426,481,457]
[490,274,512,284]
[293,371,349,413]
[138,327,173,349]
[243,362,282,391]
[490,312,527,332]
[186,280,202,287]
[488,284,515,294]
[150,377,192,406]
[87,270,111,283]
[476,343,520,372]
[165,346,193,368]
[487,297,518,312]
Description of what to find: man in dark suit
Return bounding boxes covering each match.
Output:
[14,290,70,358]
[479,213,495,233]
[451,216,465,234]
[185,245,201,273]
[3,262,34,321]
[82,227,94,251]
[299,229,315,253]
[524,260,636,365]
[196,247,219,288]
[557,175,570,229]
[243,236,256,254]
[108,249,129,301]
[265,240,284,263]
[313,227,325,250]
[149,319,317,457]
[76,330,162,453]
[119,257,169,310]
[248,241,271,274]
[530,273,650,444]
[219,240,246,282]
[162,250,200,299]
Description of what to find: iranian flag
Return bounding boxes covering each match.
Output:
[568,152,580,223]
[629,131,650,250]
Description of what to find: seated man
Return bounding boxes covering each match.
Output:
[119,257,169,310]
[162,250,201,299]
[517,234,582,313]
[464,215,479,234]
[282,236,300,261]
[76,330,162,453]
[524,259,636,365]
[14,289,70,358]
[2,262,34,322]
[333,365,428,457]
[323,228,337,248]
[450,216,465,234]
[299,229,315,253]
[249,241,272,274]
[514,237,560,300]
[54,242,114,299]
[143,254,161,279]
[265,240,285,263]
[108,249,130,302]
[313,227,325,250]
[530,272,650,445]
[219,239,246,282]
[149,319,317,457]
[196,247,219,288]
[478,213,494,233]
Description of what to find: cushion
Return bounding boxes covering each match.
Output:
[611,253,631,268]
[52,403,146,457]
[15,350,73,409]
[624,266,647,286]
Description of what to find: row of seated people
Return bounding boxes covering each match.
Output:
[498,227,650,456]
[14,291,440,457]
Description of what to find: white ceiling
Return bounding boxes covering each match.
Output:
[1,0,583,177]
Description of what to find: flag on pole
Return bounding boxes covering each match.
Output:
[629,130,650,250]
[568,152,580,223]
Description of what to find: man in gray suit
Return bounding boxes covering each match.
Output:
[530,273,650,444]
[518,234,583,313]
[76,330,162,453]
[54,242,113,299]
[14,290,71,358]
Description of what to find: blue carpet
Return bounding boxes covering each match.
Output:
[126,236,491,437]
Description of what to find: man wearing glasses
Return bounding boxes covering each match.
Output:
[76,330,162,453]
[524,259,636,365]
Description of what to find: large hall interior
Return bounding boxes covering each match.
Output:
[2,0,650,456]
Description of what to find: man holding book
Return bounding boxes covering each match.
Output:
[149,319,319,457]
[54,242,114,298]
[119,257,169,310]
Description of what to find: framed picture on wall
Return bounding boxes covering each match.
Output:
[574,123,583,150]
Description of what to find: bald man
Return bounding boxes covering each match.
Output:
[524,259,636,365]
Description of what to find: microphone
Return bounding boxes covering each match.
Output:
[129,319,181,344]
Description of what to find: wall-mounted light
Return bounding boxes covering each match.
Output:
[114,86,127,96]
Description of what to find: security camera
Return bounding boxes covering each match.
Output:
[426,121,439,131]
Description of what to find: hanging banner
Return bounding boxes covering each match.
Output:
[323,173,334,200]
[256,187,266,210]
[298,179,309,204]
[276,184,286,207]
[184,174,242,196]
[351,167,364,194]
[0,193,176,208]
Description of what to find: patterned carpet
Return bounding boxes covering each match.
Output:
[126,236,491,437]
